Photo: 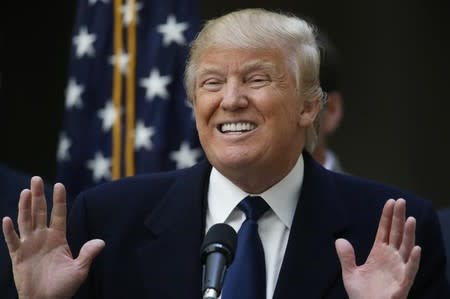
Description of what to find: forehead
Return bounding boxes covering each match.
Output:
[196,47,287,75]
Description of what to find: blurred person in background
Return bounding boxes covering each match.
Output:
[314,30,450,286]
[313,32,344,172]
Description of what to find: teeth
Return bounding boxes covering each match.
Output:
[221,122,256,133]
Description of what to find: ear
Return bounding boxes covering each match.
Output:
[298,96,321,128]
[321,91,343,134]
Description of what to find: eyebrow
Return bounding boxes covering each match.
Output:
[196,60,277,79]
[196,65,224,79]
[240,60,277,74]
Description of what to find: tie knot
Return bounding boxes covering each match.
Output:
[238,196,270,221]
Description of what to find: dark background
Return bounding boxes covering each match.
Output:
[2,0,449,208]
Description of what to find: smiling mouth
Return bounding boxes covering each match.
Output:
[218,122,257,133]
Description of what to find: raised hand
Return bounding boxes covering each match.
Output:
[335,198,421,299]
[2,177,105,299]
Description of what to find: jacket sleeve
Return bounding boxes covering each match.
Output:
[67,191,97,299]
[409,199,450,298]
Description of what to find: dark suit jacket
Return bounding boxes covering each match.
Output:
[68,153,450,298]
[0,164,53,299]
[438,207,450,284]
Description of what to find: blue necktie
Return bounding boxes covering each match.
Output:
[222,196,270,299]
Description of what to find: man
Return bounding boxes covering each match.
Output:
[2,9,449,299]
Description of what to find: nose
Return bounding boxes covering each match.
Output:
[220,80,248,111]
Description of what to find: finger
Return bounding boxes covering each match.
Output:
[374,199,395,244]
[31,176,48,230]
[335,238,356,274]
[389,198,406,249]
[405,246,421,283]
[399,216,416,262]
[49,183,67,233]
[75,239,106,269]
[30,177,48,229]
[17,189,32,237]
[2,217,21,253]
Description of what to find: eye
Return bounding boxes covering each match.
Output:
[201,78,223,92]
[246,75,270,88]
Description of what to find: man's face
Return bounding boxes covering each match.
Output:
[193,47,315,188]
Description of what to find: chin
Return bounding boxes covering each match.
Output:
[204,141,264,167]
[212,153,258,172]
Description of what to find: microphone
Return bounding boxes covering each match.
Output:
[201,223,237,299]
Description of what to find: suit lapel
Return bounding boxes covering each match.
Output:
[130,154,350,298]
[273,153,349,299]
[136,161,211,299]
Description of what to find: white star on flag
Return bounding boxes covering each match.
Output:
[134,120,155,150]
[157,14,189,46]
[57,134,72,162]
[140,68,172,100]
[98,100,119,132]
[121,0,143,26]
[72,26,97,58]
[86,152,112,182]
[65,78,84,109]
[109,52,130,75]
[58,0,202,198]
[170,141,202,169]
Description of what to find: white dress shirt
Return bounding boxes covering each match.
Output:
[206,154,305,299]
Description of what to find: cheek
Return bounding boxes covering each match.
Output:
[262,94,301,125]
[282,96,302,123]
[194,95,219,127]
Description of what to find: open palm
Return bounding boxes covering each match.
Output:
[2,177,104,299]
[336,198,421,299]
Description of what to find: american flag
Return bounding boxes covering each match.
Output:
[56,0,203,199]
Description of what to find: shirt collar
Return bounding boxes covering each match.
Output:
[324,150,339,171]
[207,153,304,229]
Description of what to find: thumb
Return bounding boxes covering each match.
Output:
[75,239,105,269]
[335,238,356,273]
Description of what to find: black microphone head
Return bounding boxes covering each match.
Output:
[201,223,237,265]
